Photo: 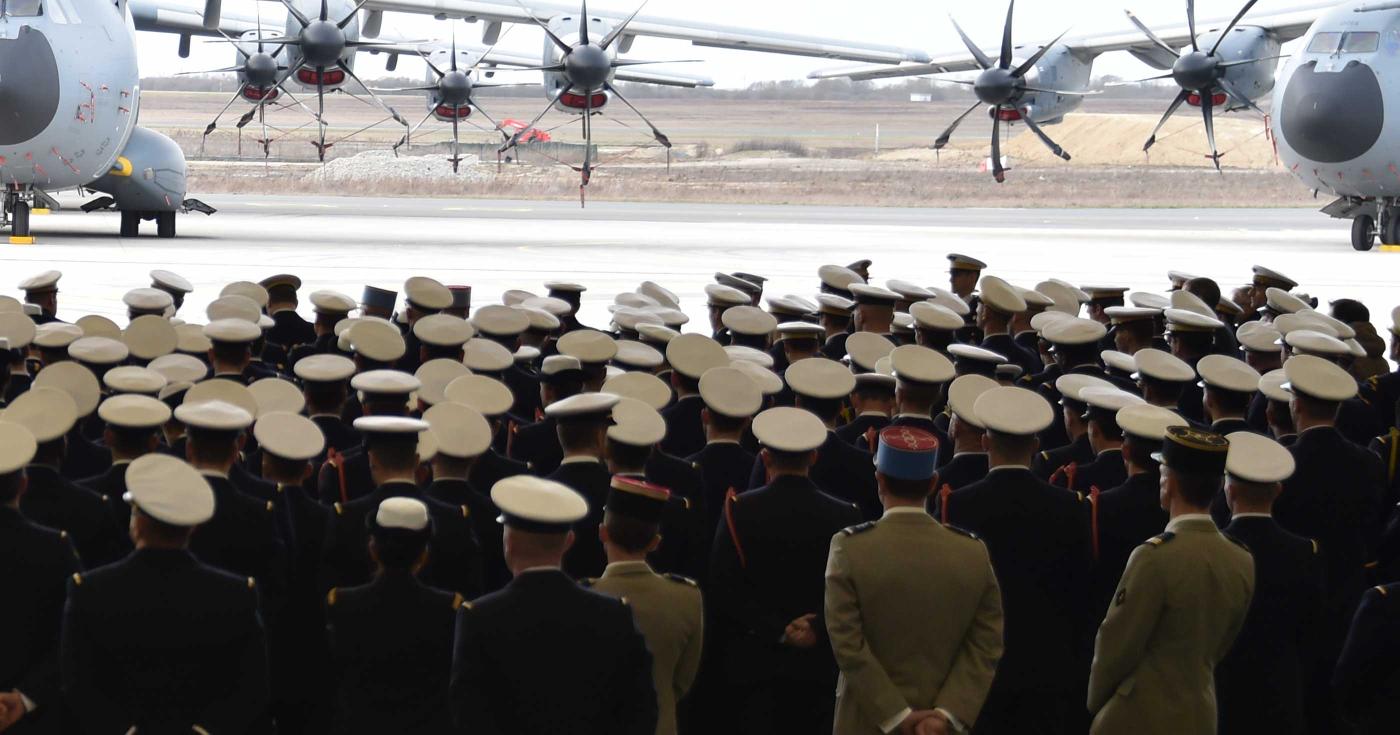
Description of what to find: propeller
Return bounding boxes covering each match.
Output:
[501,0,682,204]
[194,0,288,156]
[932,1,1084,183]
[1121,0,1271,171]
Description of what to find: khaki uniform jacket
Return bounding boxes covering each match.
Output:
[1088,516,1255,735]
[824,508,1005,735]
[587,561,705,735]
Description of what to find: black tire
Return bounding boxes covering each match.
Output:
[156,211,176,239]
[120,211,140,238]
[1353,215,1377,251]
[11,200,29,238]
[1384,211,1400,247]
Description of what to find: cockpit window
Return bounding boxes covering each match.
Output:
[1308,31,1380,54]
[2,0,44,17]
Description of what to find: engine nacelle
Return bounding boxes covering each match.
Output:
[1015,44,1093,124]
[1197,25,1280,107]
[87,127,187,213]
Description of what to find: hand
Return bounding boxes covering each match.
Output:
[915,713,950,735]
[0,691,27,732]
[897,710,942,735]
[781,613,819,649]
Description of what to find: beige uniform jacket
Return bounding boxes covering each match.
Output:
[824,508,1005,735]
[1088,516,1255,735]
[587,561,704,735]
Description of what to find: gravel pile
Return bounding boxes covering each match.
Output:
[303,150,491,185]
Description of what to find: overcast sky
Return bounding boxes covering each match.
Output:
[137,0,1320,86]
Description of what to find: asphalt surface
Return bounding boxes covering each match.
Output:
[6,195,1398,332]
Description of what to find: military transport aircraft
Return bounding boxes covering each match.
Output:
[810,0,1400,251]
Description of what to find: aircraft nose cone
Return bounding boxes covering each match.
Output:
[565,44,611,90]
[0,26,61,146]
[439,71,471,106]
[299,20,345,68]
[1280,60,1385,164]
[245,53,280,88]
[974,68,1019,106]
[1172,51,1220,91]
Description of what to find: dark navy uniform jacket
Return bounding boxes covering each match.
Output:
[548,459,613,580]
[22,464,125,568]
[834,413,890,452]
[1333,583,1400,735]
[933,452,989,493]
[449,569,657,735]
[687,441,756,537]
[744,431,880,520]
[660,395,706,459]
[1091,471,1168,620]
[509,416,562,477]
[1032,433,1093,482]
[2,506,80,734]
[426,478,508,594]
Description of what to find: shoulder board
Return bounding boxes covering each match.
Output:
[580,577,597,589]
[247,577,257,590]
[619,595,631,607]
[452,593,469,611]
[59,529,69,540]
[665,573,699,588]
[1075,492,1086,503]
[840,521,878,536]
[265,501,275,513]
[681,497,691,511]
[944,524,980,541]
[1145,531,1176,547]
[1377,585,1390,597]
[692,462,701,471]
[71,572,83,586]
[1311,539,1320,555]
[1040,450,1050,460]
[461,505,470,519]
[334,502,345,516]
[326,588,338,607]
[1222,532,1250,553]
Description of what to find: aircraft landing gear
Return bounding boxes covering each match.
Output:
[156,211,176,239]
[4,191,33,243]
[1379,207,1400,249]
[1353,214,1377,252]
[120,211,140,238]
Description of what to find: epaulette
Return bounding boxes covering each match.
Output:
[1311,539,1320,555]
[944,524,980,541]
[580,577,597,589]
[326,588,337,607]
[840,521,878,536]
[71,572,83,586]
[1075,492,1086,503]
[1040,450,1050,460]
[1377,585,1390,598]
[334,502,345,516]
[1145,531,1176,546]
[665,573,699,588]
[461,505,470,519]
[452,593,469,611]
[247,577,257,590]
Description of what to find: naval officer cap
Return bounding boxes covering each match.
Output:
[1197,354,1261,394]
[463,338,514,373]
[608,397,667,446]
[615,292,660,310]
[725,345,774,368]
[1266,288,1309,315]
[413,314,474,348]
[184,379,259,419]
[734,272,767,287]
[175,324,212,355]
[124,315,178,361]
[347,320,407,363]
[1,388,78,443]
[1225,431,1295,484]
[1258,369,1291,403]
[1016,286,1056,310]
[818,265,865,294]
[733,360,784,396]
[221,281,270,308]
[927,287,971,316]
[521,296,572,318]
[18,270,61,294]
[722,306,778,337]
[979,276,1027,315]
[715,273,761,297]
[150,270,194,295]
[610,340,663,369]
[124,454,215,527]
[0,296,17,313]
[849,284,901,306]
[423,403,493,459]
[310,290,357,316]
[1105,306,1159,326]
[891,345,955,385]
[1042,317,1107,347]
[68,336,129,366]
[1167,270,1198,289]
[947,374,999,429]
[543,280,586,296]
[204,319,261,346]
[103,366,168,396]
[1055,374,1115,407]
[667,334,729,380]
[254,413,326,462]
[699,367,762,418]
[776,322,826,342]
[891,312,915,337]
[492,475,589,533]
[1133,348,1196,383]
[1152,426,1229,476]
[645,306,689,328]
[351,369,422,398]
[472,305,531,337]
[1282,355,1357,402]
[786,357,856,400]
[887,280,933,301]
[1080,387,1145,420]
[558,330,618,365]
[1101,350,1138,375]
[295,354,356,383]
[501,290,536,307]
[370,497,431,540]
[705,283,750,309]
[1237,323,1283,354]
[876,425,941,481]
[1272,313,1336,338]
[1116,404,1187,442]
[606,476,671,523]
[1034,281,1082,316]
[32,362,101,418]
[974,386,1055,436]
[765,296,814,320]
[947,254,986,272]
[543,392,620,422]
[515,346,541,365]
[0,422,37,475]
[1130,292,1170,310]
[0,312,36,349]
[1284,330,1350,357]
[206,295,261,325]
[603,371,672,411]
[1252,266,1298,290]
[404,277,453,312]
[250,378,305,418]
[948,344,1007,376]
[258,274,301,295]
[176,400,254,432]
[752,407,827,453]
[909,302,964,332]
[123,288,174,315]
[846,332,895,372]
[1297,309,1355,340]
[77,316,122,340]
[611,307,662,334]
[146,354,208,385]
[1170,290,1215,318]
[816,294,856,317]
[540,355,584,384]
[639,281,680,309]
[416,359,471,407]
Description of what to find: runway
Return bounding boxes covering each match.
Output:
[7,195,1399,333]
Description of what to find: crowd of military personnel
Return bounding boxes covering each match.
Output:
[0,255,1398,735]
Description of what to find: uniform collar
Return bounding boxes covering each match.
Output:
[706,439,741,446]
[951,451,988,459]
[199,469,230,480]
[881,506,930,520]
[603,560,654,577]
[1166,513,1214,532]
[1231,512,1272,520]
[858,410,889,418]
[987,464,1030,473]
[560,455,604,465]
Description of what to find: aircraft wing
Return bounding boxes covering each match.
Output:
[808,1,1331,81]
[129,0,268,37]
[359,0,930,64]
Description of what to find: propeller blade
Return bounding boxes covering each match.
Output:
[1210,0,1259,56]
[990,116,1005,183]
[1217,77,1266,115]
[1012,29,1069,78]
[1144,87,1191,152]
[600,0,650,50]
[1021,86,1100,96]
[450,28,458,72]
[610,59,703,67]
[1124,9,1180,59]
[276,0,310,29]
[338,60,409,126]
[933,101,982,150]
[256,0,264,53]
[317,73,327,161]
[1187,0,1198,52]
[1219,54,1287,68]
[218,29,252,60]
[469,102,512,142]
[372,85,440,93]
[579,0,590,45]
[604,81,671,148]
[1202,95,1221,172]
[338,0,371,29]
[581,87,594,197]
[501,87,568,153]
[998,0,1015,70]
[1020,111,1071,161]
[319,0,328,22]
[471,82,536,89]
[237,66,299,128]
[506,64,569,72]
[1104,71,1175,86]
[179,66,245,75]
[950,16,993,71]
[203,84,250,137]
[451,114,461,173]
[510,0,573,53]
[420,51,447,79]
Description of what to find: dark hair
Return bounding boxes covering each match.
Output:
[606,440,652,470]
[107,426,157,457]
[186,428,241,466]
[1122,434,1157,469]
[1140,376,1185,401]
[603,510,660,553]
[764,448,814,473]
[304,382,347,413]
[705,411,748,434]
[879,473,932,500]
[1228,477,1277,505]
[370,529,431,569]
[1206,386,1252,417]
[986,430,1037,456]
[367,436,420,473]
[1089,412,1124,442]
[795,395,843,423]
[1171,468,1221,508]
[1184,278,1223,311]
[1056,343,1099,368]
[1331,299,1370,324]
[421,344,464,362]
[1293,392,1340,422]
[136,507,195,545]
[557,418,607,453]
[211,341,251,366]
[669,372,700,394]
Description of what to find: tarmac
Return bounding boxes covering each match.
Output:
[6,195,1400,332]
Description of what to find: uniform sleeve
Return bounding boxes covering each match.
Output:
[823,534,909,728]
[934,550,1004,728]
[673,590,705,702]
[18,541,81,715]
[61,579,131,735]
[1333,588,1397,720]
[613,605,659,735]
[449,607,501,735]
[708,505,788,642]
[1087,545,1166,715]
[197,586,272,734]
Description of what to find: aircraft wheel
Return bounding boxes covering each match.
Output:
[12,200,30,238]
[120,211,140,238]
[156,211,176,239]
[1385,211,1400,247]
[1353,215,1377,252]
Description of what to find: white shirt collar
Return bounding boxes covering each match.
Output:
[894,413,931,421]
[882,506,929,519]
[519,565,562,574]
[1166,513,1214,532]
[987,464,1030,473]
[706,439,741,446]
[857,411,889,418]
[952,451,987,459]
[199,470,230,480]
[1231,512,1272,520]
[560,455,603,465]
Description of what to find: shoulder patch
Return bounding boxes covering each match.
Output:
[71,572,83,586]
[452,593,468,610]
[326,588,338,607]
[334,502,345,516]
[944,524,980,541]
[665,573,699,588]
[1145,531,1176,547]
[840,521,878,536]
